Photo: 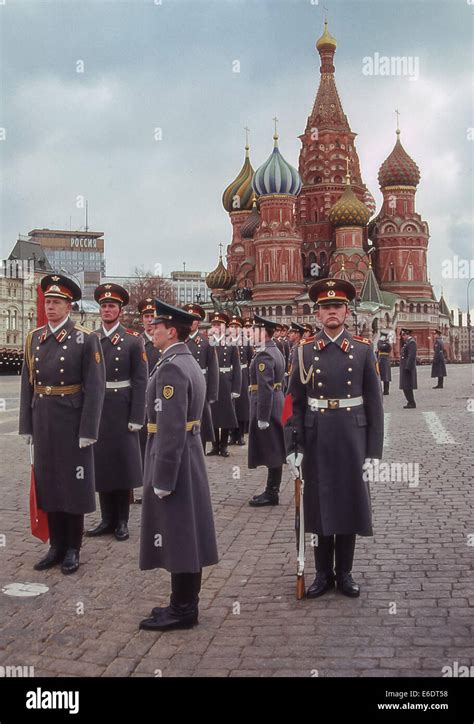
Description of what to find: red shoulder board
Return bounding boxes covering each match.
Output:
[353,335,371,345]
[126,329,140,337]
[301,336,314,345]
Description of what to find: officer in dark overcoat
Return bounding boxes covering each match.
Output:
[286,278,383,599]
[19,274,105,574]
[139,300,219,632]
[228,315,252,446]
[399,328,417,408]
[431,330,447,389]
[137,297,162,463]
[207,312,242,457]
[376,332,392,395]
[247,315,287,507]
[183,302,219,452]
[86,284,147,541]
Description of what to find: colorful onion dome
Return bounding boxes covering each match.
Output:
[206,254,234,290]
[240,195,260,239]
[378,130,420,188]
[222,144,255,212]
[363,185,376,217]
[252,131,302,197]
[329,174,371,227]
[316,20,337,52]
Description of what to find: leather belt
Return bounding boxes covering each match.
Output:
[220,366,232,373]
[248,383,282,392]
[106,379,131,389]
[378,352,390,357]
[148,419,201,434]
[307,396,363,409]
[34,384,81,396]
[240,363,248,369]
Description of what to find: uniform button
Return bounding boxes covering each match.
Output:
[63,345,68,350]
[347,394,351,398]
[67,336,71,339]
[39,394,43,398]
[317,382,323,387]
[316,369,321,373]
[114,389,118,392]
[36,369,39,373]
[121,338,124,341]
[350,345,354,349]
[60,357,65,361]
[36,346,40,350]
[320,395,324,399]
[348,367,352,372]
[347,407,352,412]
[115,357,119,361]
[347,381,352,385]
[314,356,319,361]
[349,354,354,359]
[60,369,64,373]
[320,408,325,414]
[117,347,121,350]
[115,368,119,372]
[35,357,39,361]
[61,393,65,397]
[61,381,65,385]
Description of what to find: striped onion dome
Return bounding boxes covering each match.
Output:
[363,185,376,217]
[378,130,420,189]
[205,255,234,290]
[240,195,260,239]
[329,175,371,227]
[252,133,302,197]
[222,145,255,212]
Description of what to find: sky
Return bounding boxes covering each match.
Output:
[0,0,472,313]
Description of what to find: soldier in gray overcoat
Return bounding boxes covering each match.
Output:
[247,315,287,507]
[86,284,147,542]
[376,332,392,395]
[399,328,417,408]
[431,330,447,389]
[139,300,219,632]
[207,312,242,457]
[19,274,105,575]
[137,297,162,464]
[286,278,384,599]
[228,315,252,446]
[183,303,219,452]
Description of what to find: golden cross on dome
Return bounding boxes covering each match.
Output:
[345,156,351,184]
[395,109,401,135]
[244,126,250,147]
[273,116,279,141]
[218,242,223,259]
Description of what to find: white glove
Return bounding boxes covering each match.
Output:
[79,438,96,448]
[231,392,240,399]
[153,487,172,498]
[257,420,270,430]
[128,422,143,432]
[21,434,32,445]
[286,452,303,479]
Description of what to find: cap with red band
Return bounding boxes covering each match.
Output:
[41,274,82,302]
[309,277,356,305]
[94,283,129,307]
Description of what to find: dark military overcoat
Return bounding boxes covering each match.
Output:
[93,323,147,492]
[376,339,392,382]
[288,330,384,536]
[248,340,286,469]
[431,339,447,378]
[19,318,105,514]
[399,336,418,390]
[209,341,241,429]
[233,342,253,423]
[186,331,219,444]
[139,343,219,573]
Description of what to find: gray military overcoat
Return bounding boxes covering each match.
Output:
[186,331,219,444]
[399,336,418,390]
[209,342,241,429]
[139,343,219,573]
[431,339,447,378]
[376,339,392,382]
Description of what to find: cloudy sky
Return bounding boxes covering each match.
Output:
[0,0,472,312]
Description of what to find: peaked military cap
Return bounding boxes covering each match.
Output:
[41,273,82,302]
[95,283,129,307]
[309,277,356,305]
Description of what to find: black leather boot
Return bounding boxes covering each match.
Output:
[207,429,220,456]
[142,572,201,631]
[61,548,80,575]
[114,490,130,541]
[307,535,335,598]
[383,382,390,395]
[85,492,114,536]
[235,421,245,445]
[219,429,230,457]
[249,466,282,507]
[335,534,360,597]
[34,546,65,571]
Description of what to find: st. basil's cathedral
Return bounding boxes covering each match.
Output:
[205,21,451,361]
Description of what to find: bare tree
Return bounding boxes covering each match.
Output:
[120,268,177,331]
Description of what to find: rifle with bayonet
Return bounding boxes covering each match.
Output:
[293,429,305,599]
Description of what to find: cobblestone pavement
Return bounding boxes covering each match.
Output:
[0,365,473,678]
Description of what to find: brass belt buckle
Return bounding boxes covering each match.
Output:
[328,399,339,409]
[45,386,52,395]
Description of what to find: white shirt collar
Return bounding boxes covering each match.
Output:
[103,321,120,337]
[48,316,70,334]
[144,331,153,342]
[324,328,345,343]
[189,330,199,340]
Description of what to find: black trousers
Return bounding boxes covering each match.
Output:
[315,534,356,575]
[403,389,416,405]
[213,428,229,449]
[48,512,83,551]
[436,377,444,388]
[99,490,130,525]
[383,381,390,395]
